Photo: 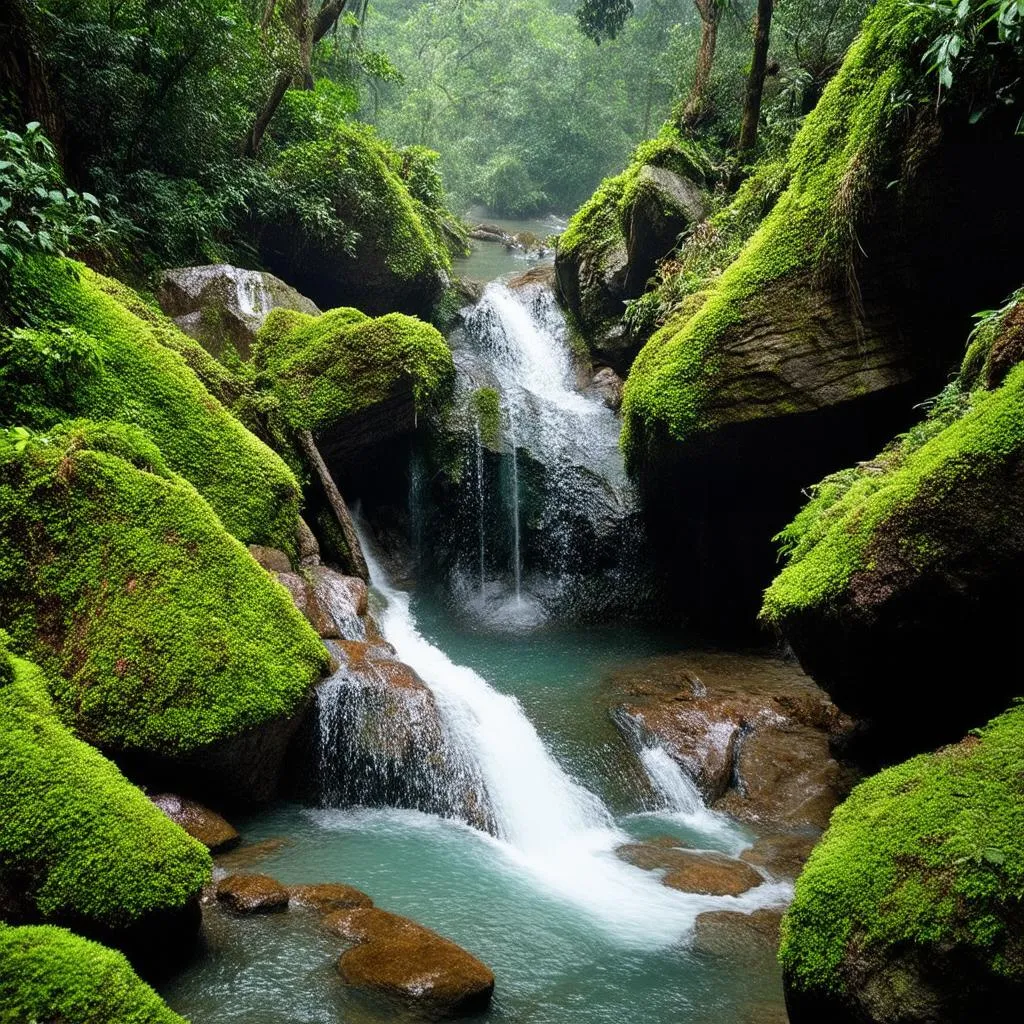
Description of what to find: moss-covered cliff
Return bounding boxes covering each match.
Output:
[780,706,1024,1022]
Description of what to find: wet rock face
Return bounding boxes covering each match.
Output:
[308,639,493,832]
[617,839,762,896]
[609,651,857,832]
[150,794,240,853]
[156,264,319,360]
[588,367,625,411]
[215,873,290,914]
[325,906,495,1018]
[287,883,373,914]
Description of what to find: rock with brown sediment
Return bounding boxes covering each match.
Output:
[616,839,762,896]
[608,651,857,832]
[150,794,240,853]
[215,873,289,914]
[693,908,784,957]
[740,832,818,879]
[287,883,373,914]
[323,907,495,1018]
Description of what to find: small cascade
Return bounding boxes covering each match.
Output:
[434,280,655,625]
[223,265,271,319]
[355,533,784,943]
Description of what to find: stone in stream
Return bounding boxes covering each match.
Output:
[150,794,240,853]
[323,906,495,1018]
[616,839,762,897]
[609,650,858,833]
[692,908,784,957]
[215,873,290,914]
[739,832,818,880]
[287,883,373,914]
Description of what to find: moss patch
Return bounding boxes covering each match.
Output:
[780,704,1024,994]
[254,306,453,432]
[0,643,210,928]
[471,387,502,449]
[0,924,187,1023]
[621,0,929,464]
[0,257,299,553]
[0,420,328,755]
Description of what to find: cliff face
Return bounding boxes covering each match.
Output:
[608,0,1024,636]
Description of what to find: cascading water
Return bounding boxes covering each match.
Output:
[431,280,656,625]
[357,533,787,944]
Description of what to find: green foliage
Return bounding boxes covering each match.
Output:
[0,924,187,1024]
[472,387,502,448]
[0,122,114,272]
[2,257,300,552]
[0,420,328,755]
[0,643,210,926]
[780,703,1024,993]
[254,305,454,432]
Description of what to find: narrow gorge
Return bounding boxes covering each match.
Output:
[2,2,1023,1023]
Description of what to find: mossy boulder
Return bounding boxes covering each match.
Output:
[0,421,328,801]
[1,257,301,554]
[256,123,458,317]
[0,924,187,1024]
[780,707,1024,1023]
[555,126,711,374]
[620,0,1024,637]
[0,645,209,951]
[762,308,1024,758]
[155,264,320,363]
[254,304,453,462]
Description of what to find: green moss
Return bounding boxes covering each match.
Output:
[254,306,454,432]
[471,387,502,448]
[780,703,1024,994]
[0,925,187,1023]
[559,124,713,265]
[621,0,929,464]
[761,358,1024,622]
[272,122,454,282]
[0,257,300,553]
[0,642,210,927]
[0,420,328,755]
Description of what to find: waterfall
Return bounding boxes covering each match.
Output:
[222,265,271,319]
[438,280,653,624]
[357,533,785,944]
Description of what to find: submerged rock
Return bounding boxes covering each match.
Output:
[693,908,783,958]
[324,906,495,1018]
[150,795,240,854]
[155,264,319,361]
[617,840,762,897]
[287,883,373,914]
[215,874,289,914]
[609,651,857,837]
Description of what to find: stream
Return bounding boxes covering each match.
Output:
[159,240,791,1024]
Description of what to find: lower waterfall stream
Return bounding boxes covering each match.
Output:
[160,270,792,1023]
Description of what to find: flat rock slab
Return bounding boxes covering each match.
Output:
[287,883,373,914]
[216,873,289,914]
[324,906,494,1018]
[692,908,784,958]
[617,840,763,896]
[740,832,819,879]
[150,794,240,853]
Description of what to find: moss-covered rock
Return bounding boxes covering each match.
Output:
[0,421,328,781]
[618,0,1024,636]
[256,122,459,317]
[0,924,187,1024]
[555,126,711,375]
[780,707,1024,1022]
[254,304,453,458]
[761,303,1024,756]
[0,642,209,944]
[0,257,301,553]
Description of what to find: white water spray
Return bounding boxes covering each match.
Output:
[358,534,787,946]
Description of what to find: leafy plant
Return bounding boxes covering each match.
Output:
[0,123,113,271]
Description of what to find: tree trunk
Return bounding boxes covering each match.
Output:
[738,0,774,154]
[297,430,370,582]
[0,0,69,175]
[681,1,720,126]
[243,0,348,157]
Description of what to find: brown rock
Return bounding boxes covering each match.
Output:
[588,367,625,411]
[662,852,763,897]
[693,908,784,956]
[248,545,292,574]
[287,883,373,914]
[215,873,289,914]
[740,832,819,879]
[325,907,494,1018]
[150,794,240,853]
[296,515,321,567]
